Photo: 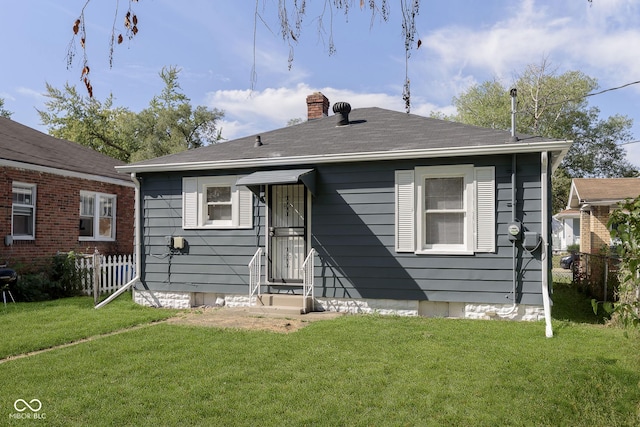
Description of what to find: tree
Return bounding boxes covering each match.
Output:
[287,118,304,127]
[38,83,136,162]
[605,197,640,329]
[38,66,224,163]
[127,66,224,162]
[450,60,637,212]
[0,97,12,118]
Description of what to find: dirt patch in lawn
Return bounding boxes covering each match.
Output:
[166,306,344,333]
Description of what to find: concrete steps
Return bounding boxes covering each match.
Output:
[251,294,314,315]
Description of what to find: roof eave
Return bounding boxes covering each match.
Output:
[1,158,134,187]
[116,140,573,174]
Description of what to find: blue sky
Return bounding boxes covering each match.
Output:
[2,0,640,166]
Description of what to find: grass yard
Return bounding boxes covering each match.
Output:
[1,291,639,426]
[0,295,178,359]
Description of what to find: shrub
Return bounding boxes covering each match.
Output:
[598,197,640,329]
[7,252,87,302]
[10,272,54,302]
[49,252,87,298]
[567,243,580,253]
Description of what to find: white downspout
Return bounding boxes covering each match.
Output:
[95,172,142,309]
[541,152,553,337]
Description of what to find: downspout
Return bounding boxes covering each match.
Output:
[507,153,518,315]
[95,172,141,309]
[541,152,553,337]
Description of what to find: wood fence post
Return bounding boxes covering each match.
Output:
[93,248,100,304]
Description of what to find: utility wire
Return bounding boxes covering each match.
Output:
[517,79,640,113]
[585,80,640,99]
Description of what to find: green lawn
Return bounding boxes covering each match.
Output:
[1,291,638,426]
[0,295,178,359]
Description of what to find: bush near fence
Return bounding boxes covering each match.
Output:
[573,252,620,302]
[3,252,134,302]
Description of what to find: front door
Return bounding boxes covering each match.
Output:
[268,184,307,283]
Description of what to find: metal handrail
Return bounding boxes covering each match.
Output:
[301,248,316,313]
[248,248,262,306]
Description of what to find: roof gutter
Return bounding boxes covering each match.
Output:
[95,172,142,309]
[116,140,572,174]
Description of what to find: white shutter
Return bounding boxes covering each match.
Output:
[237,186,254,229]
[395,170,415,252]
[475,167,495,252]
[182,177,198,229]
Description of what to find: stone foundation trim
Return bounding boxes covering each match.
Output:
[133,290,545,321]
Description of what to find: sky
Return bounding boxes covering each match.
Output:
[1,0,640,166]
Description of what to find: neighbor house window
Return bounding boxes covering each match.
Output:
[80,192,116,240]
[12,182,36,240]
[395,165,495,254]
[182,176,253,229]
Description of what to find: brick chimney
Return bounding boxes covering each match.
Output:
[306,92,329,120]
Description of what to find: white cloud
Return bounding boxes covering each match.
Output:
[420,0,640,91]
[16,87,45,101]
[207,84,413,140]
[208,83,456,141]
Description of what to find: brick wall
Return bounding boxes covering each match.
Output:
[0,166,134,272]
[579,209,590,253]
[590,205,611,253]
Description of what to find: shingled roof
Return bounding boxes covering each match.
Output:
[118,106,571,173]
[568,178,640,208]
[0,116,128,182]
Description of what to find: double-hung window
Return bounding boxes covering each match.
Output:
[421,171,470,252]
[183,176,253,229]
[12,182,36,240]
[80,192,116,241]
[395,165,495,254]
[205,185,233,226]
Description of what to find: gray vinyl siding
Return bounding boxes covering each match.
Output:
[312,154,544,305]
[138,171,265,294]
[137,152,546,305]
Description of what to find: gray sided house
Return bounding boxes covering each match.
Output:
[118,93,571,334]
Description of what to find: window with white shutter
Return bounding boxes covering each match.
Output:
[182,176,253,229]
[394,165,495,254]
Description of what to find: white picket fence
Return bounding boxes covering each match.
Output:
[76,253,135,295]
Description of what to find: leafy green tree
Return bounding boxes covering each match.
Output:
[605,197,640,329]
[38,83,135,162]
[0,97,12,118]
[127,66,224,162]
[450,60,637,213]
[38,66,224,162]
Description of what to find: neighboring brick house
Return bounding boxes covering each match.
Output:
[0,117,134,271]
[566,178,640,254]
